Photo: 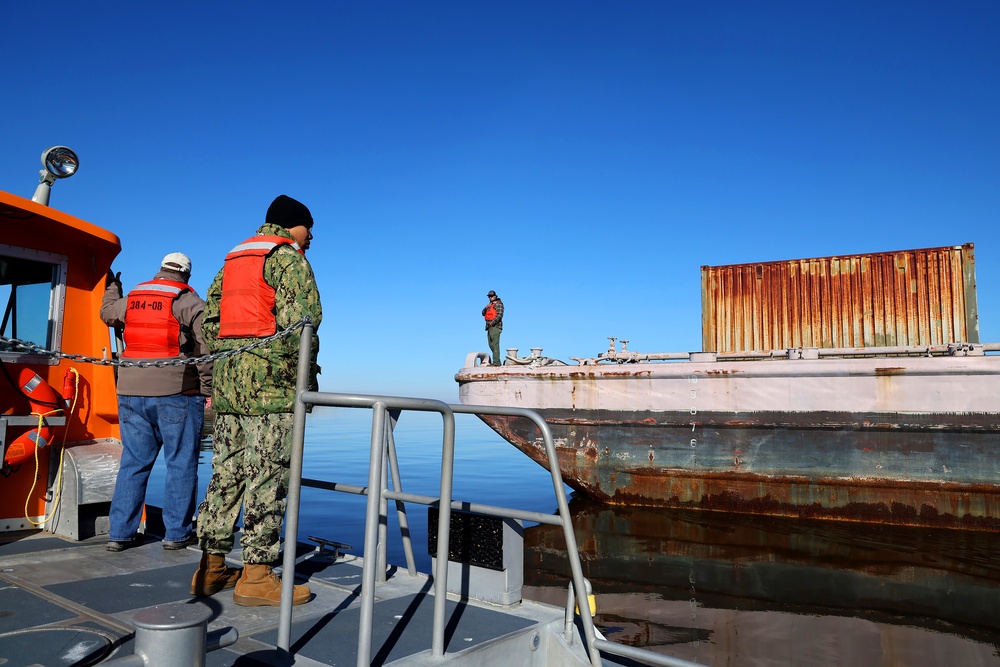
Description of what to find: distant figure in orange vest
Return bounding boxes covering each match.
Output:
[482,290,504,365]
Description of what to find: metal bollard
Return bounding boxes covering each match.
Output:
[102,602,237,667]
[133,603,212,667]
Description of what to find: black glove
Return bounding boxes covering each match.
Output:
[106,270,122,290]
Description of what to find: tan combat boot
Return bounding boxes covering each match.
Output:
[233,563,311,607]
[190,552,243,596]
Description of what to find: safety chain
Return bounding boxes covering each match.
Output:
[0,318,312,368]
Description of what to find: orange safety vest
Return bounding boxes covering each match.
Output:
[122,280,192,358]
[218,235,297,338]
[484,304,497,321]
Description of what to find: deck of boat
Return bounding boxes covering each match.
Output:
[0,530,596,666]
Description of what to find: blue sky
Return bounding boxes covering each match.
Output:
[3,2,998,400]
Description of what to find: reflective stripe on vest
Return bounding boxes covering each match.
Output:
[218,235,297,338]
[122,280,191,358]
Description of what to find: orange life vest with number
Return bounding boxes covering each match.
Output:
[123,280,192,359]
[218,235,297,338]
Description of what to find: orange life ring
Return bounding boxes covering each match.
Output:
[4,427,53,467]
[3,369,63,467]
[18,368,63,413]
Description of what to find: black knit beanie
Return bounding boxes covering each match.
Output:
[266,194,314,228]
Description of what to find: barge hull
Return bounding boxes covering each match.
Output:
[457,323,1000,529]
[480,411,1000,530]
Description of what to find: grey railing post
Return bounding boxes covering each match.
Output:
[385,409,418,576]
[357,402,389,666]
[277,320,314,652]
[376,410,397,582]
[430,407,456,657]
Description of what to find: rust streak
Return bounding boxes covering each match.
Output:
[602,370,654,378]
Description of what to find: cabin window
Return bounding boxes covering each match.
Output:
[0,244,67,364]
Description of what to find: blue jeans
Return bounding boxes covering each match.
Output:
[110,394,204,542]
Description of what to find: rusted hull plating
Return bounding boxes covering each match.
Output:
[482,411,1000,530]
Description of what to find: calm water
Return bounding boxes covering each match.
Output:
[147,408,1000,667]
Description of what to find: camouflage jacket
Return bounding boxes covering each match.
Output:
[202,223,323,414]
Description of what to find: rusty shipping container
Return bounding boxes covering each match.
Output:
[700,243,979,353]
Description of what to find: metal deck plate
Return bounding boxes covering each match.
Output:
[0,627,114,666]
[0,534,95,557]
[0,585,78,633]
[43,562,196,614]
[253,593,536,665]
[295,558,375,593]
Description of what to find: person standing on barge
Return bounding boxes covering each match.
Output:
[100,252,212,552]
[192,194,322,606]
[483,289,504,365]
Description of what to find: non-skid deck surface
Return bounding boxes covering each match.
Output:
[0,625,118,666]
[1,533,548,667]
[0,534,98,557]
[0,585,79,633]
[253,592,536,665]
[1,534,184,665]
[43,562,196,614]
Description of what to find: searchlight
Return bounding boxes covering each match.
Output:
[31,146,79,206]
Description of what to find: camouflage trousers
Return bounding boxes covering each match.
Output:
[196,412,293,564]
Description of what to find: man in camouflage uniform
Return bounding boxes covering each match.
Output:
[192,194,322,606]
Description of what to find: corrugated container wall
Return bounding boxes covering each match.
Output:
[701,243,979,352]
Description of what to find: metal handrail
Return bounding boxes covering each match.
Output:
[277,322,709,667]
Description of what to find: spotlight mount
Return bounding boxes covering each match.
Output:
[31,146,79,206]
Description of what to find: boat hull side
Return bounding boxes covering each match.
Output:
[481,411,1000,530]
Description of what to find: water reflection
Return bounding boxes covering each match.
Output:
[523,497,1000,667]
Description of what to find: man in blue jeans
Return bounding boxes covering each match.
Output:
[100,252,213,551]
